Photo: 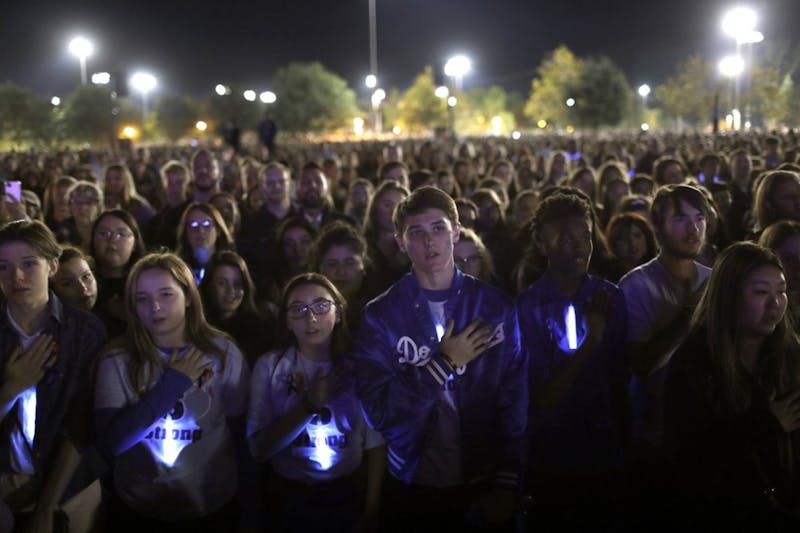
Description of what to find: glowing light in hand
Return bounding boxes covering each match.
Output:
[566,304,578,350]
[21,389,36,445]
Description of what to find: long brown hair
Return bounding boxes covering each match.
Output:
[123,252,229,395]
[690,242,800,413]
[274,273,351,365]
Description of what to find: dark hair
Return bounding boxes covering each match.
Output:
[274,273,352,364]
[650,184,710,238]
[199,250,259,319]
[175,202,235,265]
[653,156,686,185]
[89,209,147,270]
[531,192,593,240]
[754,171,800,230]
[378,161,408,181]
[393,186,459,233]
[690,242,799,413]
[59,244,95,270]
[606,212,658,264]
[759,220,800,251]
[311,221,369,271]
[0,220,61,260]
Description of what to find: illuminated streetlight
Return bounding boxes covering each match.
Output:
[353,117,365,136]
[641,123,650,131]
[447,96,458,108]
[215,84,229,96]
[444,55,471,91]
[259,91,277,104]
[130,72,157,120]
[68,37,93,85]
[566,98,575,107]
[434,86,449,99]
[719,55,744,77]
[638,84,651,98]
[491,116,503,136]
[722,7,757,43]
[512,131,521,140]
[50,97,61,106]
[243,90,256,102]
[195,121,208,132]
[91,72,110,85]
[365,74,377,89]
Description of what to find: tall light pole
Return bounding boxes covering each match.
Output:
[444,55,471,92]
[721,7,762,129]
[68,37,93,85]
[638,84,651,106]
[719,55,744,130]
[130,72,157,121]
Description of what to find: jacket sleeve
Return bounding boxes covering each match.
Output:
[492,306,528,488]
[353,306,443,469]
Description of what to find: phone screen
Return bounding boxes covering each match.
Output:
[4,181,21,203]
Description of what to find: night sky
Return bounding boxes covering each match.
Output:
[2,0,799,100]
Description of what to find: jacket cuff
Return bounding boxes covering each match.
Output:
[423,353,454,386]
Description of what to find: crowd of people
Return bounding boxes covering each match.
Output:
[0,129,799,531]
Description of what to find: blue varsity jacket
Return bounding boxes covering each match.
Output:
[353,269,527,487]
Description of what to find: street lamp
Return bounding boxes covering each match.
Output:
[259,91,277,104]
[68,37,93,85]
[50,97,61,106]
[444,55,471,91]
[130,72,157,120]
[243,90,256,102]
[91,72,110,85]
[215,84,230,96]
[638,84,651,104]
[721,7,757,43]
[566,97,575,107]
[719,55,744,130]
[365,75,377,89]
[434,86,449,99]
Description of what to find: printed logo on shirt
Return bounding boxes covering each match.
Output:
[143,385,212,467]
[292,405,347,471]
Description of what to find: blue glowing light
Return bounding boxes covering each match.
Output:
[435,323,445,342]
[21,389,36,445]
[565,304,578,350]
[306,423,338,471]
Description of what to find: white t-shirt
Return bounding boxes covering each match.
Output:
[94,338,249,520]
[619,257,711,444]
[247,347,383,484]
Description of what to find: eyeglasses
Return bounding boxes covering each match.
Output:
[286,299,334,319]
[455,254,482,268]
[95,229,133,240]
[188,219,214,230]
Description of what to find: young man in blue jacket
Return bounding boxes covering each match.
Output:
[354,186,527,531]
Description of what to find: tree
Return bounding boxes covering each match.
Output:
[456,86,516,134]
[272,62,358,132]
[156,96,200,141]
[62,85,116,145]
[568,56,634,129]
[395,66,449,132]
[524,46,583,127]
[739,65,788,127]
[654,55,718,128]
[0,83,54,145]
[207,85,262,131]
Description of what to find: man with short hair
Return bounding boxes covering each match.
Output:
[619,184,711,518]
[296,162,354,230]
[517,193,628,528]
[354,186,526,531]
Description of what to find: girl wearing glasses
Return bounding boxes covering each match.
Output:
[248,273,384,532]
[176,203,235,285]
[199,251,273,366]
[89,209,147,337]
[95,252,249,529]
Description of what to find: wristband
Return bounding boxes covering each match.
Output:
[439,351,458,371]
[301,394,320,415]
